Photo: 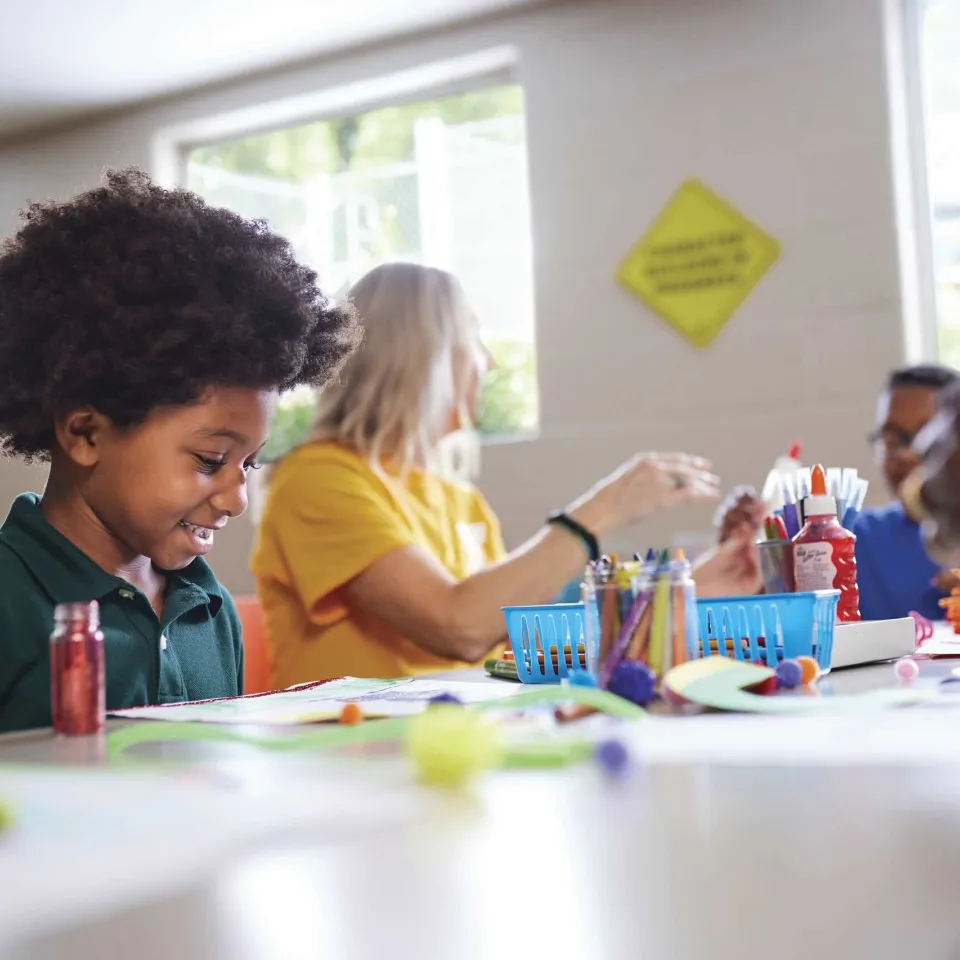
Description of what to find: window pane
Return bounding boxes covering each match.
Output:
[186,85,538,457]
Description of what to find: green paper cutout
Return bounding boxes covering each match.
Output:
[666,656,933,713]
[106,686,644,766]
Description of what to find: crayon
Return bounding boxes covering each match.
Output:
[647,550,671,677]
[485,658,520,681]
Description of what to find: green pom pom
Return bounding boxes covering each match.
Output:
[404,706,501,787]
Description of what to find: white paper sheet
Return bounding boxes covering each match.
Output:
[109,677,527,724]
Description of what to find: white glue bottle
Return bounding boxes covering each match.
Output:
[761,442,803,506]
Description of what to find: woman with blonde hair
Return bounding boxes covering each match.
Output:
[252,263,759,687]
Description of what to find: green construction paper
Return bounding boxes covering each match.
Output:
[665,656,933,713]
[500,741,597,768]
[106,686,644,765]
[666,656,772,697]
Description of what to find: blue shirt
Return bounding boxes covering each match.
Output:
[852,502,944,622]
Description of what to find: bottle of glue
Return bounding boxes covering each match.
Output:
[761,442,802,505]
[792,464,860,622]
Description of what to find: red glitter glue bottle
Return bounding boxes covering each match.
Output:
[50,600,105,735]
[792,464,860,622]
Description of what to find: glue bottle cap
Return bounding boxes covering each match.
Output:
[804,464,837,517]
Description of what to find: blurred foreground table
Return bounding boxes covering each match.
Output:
[5,660,960,960]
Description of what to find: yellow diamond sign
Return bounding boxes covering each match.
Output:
[616,179,780,348]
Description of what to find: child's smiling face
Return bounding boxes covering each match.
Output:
[57,386,275,571]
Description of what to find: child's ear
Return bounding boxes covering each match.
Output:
[54,409,109,467]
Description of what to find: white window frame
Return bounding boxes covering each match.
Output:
[152,47,518,187]
[895,0,945,361]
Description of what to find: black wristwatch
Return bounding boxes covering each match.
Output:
[547,511,600,562]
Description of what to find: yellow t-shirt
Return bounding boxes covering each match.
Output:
[251,442,507,687]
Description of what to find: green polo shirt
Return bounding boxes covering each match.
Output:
[0,493,243,733]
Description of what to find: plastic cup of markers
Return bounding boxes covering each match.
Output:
[758,542,793,595]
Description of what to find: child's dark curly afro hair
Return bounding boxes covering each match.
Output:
[0,167,361,460]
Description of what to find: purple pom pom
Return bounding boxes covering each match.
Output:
[429,693,462,706]
[775,659,803,690]
[608,661,657,706]
[595,739,630,777]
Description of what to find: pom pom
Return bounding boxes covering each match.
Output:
[566,668,596,688]
[339,703,364,725]
[405,706,501,787]
[894,657,919,681]
[795,656,820,685]
[776,659,803,689]
[429,693,462,706]
[594,739,630,778]
[608,661,657,706]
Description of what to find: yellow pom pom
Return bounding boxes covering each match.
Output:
[404,706,501,787]
[0,798,13,833]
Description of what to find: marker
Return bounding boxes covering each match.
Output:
[772,515,788,541]
[838,468,857,520]
[484,658,520,681]
[796,467,812,525]
[842,478,869,530]
[827,467,842,503]
[781,476,800,538]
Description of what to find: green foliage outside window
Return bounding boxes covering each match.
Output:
[261,339,538,463]
[189,85,538,461]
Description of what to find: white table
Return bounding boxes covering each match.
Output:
[5,658,960,960]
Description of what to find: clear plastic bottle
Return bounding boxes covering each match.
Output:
[761,442,803,504]
[792,465,860,622]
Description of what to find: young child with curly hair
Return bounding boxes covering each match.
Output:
[0,169,360,732]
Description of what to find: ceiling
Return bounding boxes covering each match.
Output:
[0,0,540,138]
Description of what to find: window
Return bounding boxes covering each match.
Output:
[919,0,960,366]
[185,84,538,461]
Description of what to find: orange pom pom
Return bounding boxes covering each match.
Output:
[795,656,819,685]
[339,702,364,725]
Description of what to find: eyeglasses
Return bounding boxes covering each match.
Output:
[867,428,915,461]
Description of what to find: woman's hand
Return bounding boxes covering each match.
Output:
[567,453,720,536]
[714,486,766,543]
[692,532,762,599]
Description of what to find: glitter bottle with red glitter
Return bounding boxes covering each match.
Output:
[50,601,105,735]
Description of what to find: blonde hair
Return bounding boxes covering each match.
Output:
[312,263,482,475]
